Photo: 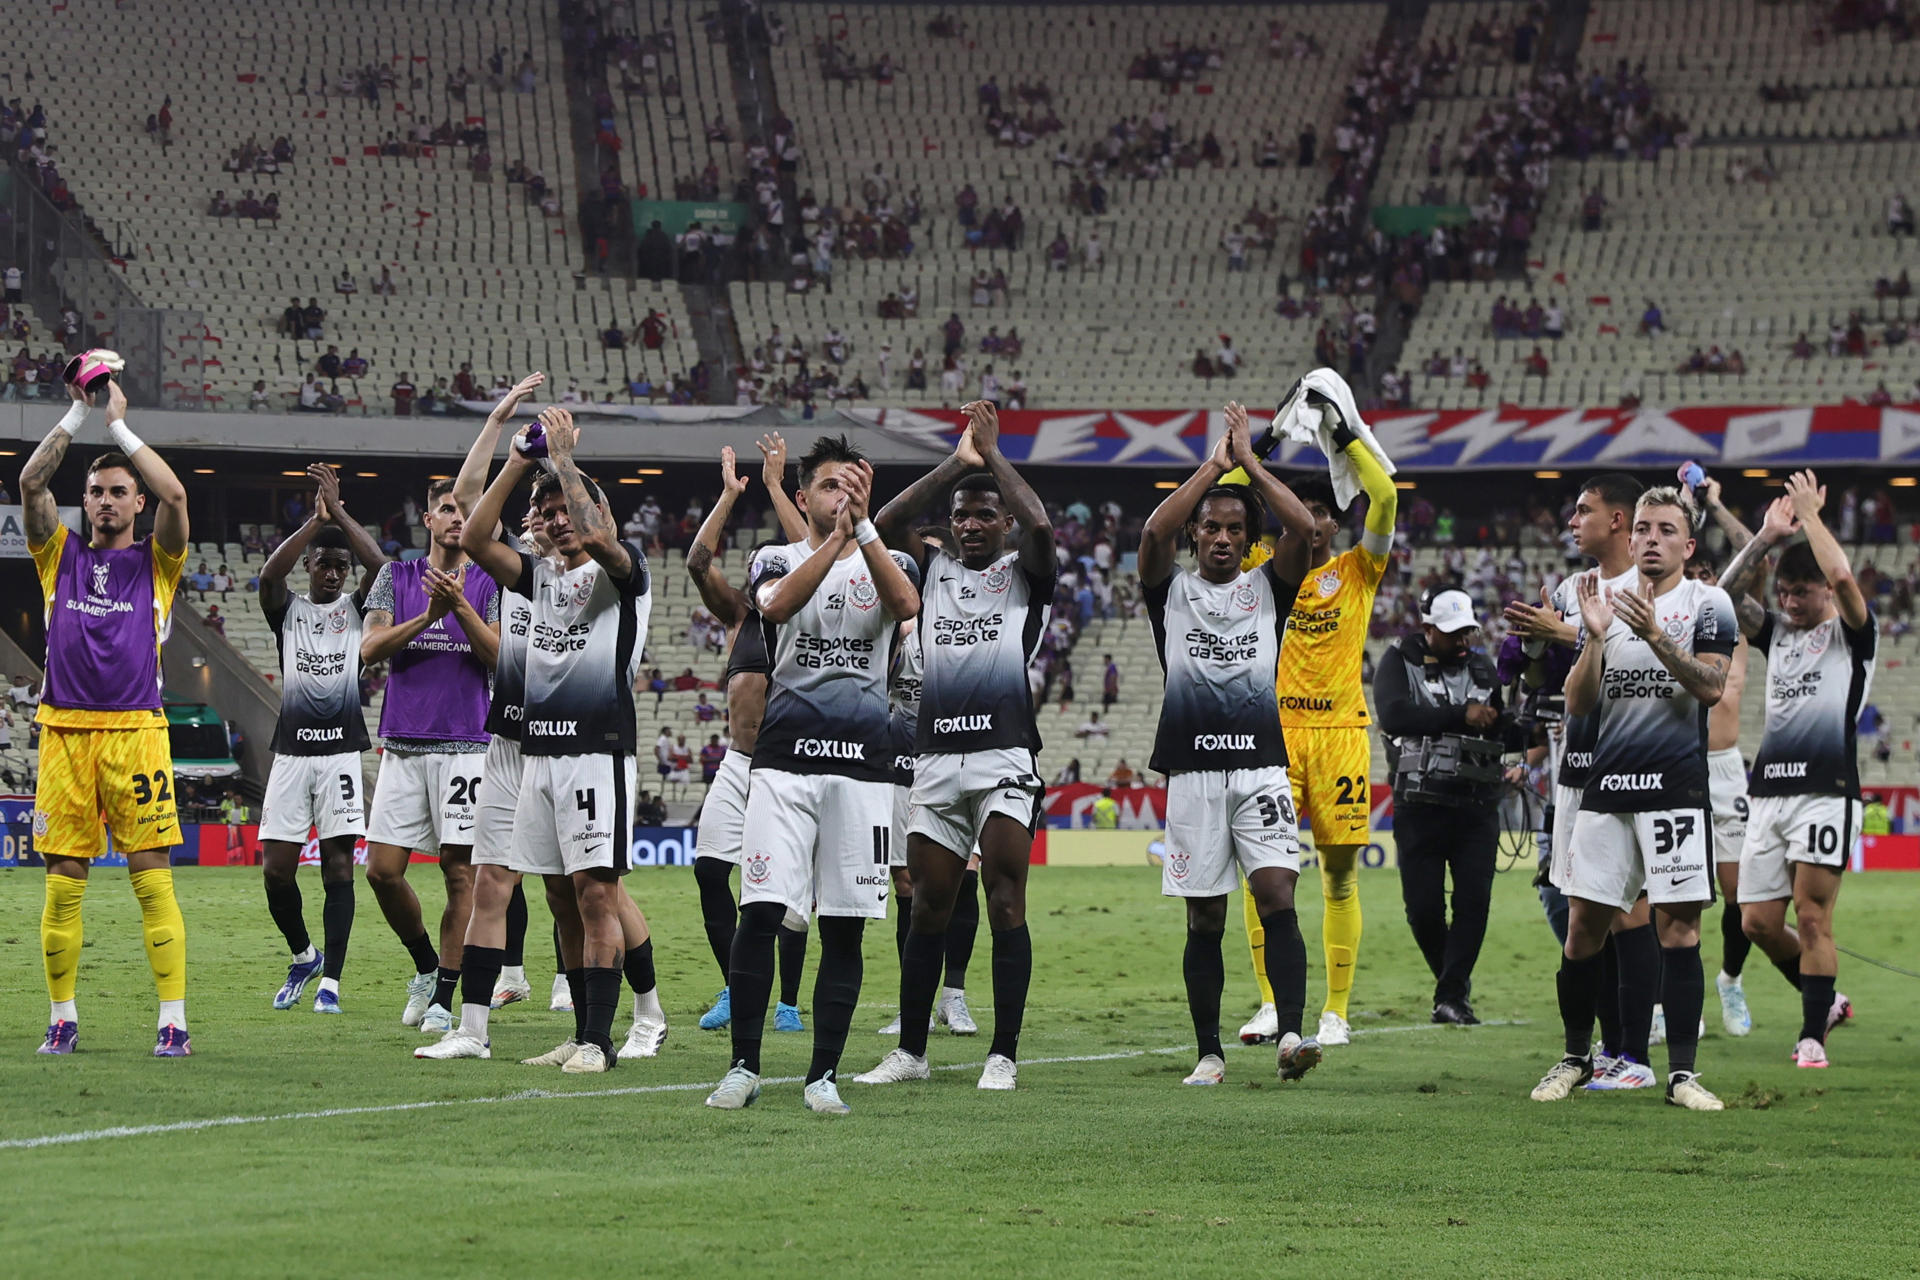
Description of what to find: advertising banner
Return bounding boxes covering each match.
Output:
[850,404,1920,470]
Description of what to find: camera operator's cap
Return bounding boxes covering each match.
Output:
[1423,588,1478,633]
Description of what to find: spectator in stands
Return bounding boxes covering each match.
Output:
[693,691,719,725]
[188,562,213,596]
[1522,346,1550,378]
[372,266,396,296]
[671,667,700,692]
[208,190,233,217]
[654,726,675,783]
[204,604,226,636]
[453,363,479,400]
[1075,710,1110,740]
[1191,348,1215,381]
[700,734,727,784]
[1868,381,1895,407]
[335,268,357,296]
[211,565,233,599]
[1107,759,1137,789]
[1639,301,1665,335]
[1791,333,1815,360]
[8,673,39,713]
[301,298,325,339]
[280,297,304,337]
[317,346,343,379]
[342,350,368,379]
[1890,192,1915,238]
[390,373,416,416]
[1582,187,1607,232]
[249,380,270,411]
[1215,335,1242,379]
[603,322,626,350]
[906,348,928,391]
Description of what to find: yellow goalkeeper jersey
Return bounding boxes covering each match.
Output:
[1276,545,1387,729]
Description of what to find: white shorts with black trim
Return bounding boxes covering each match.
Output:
[1739,793,1859,904]
[1547,783,1583,891]
[1708,747,1748,865]
[739,768,895,923]
[260,751,367,844]
[471,736,526,867]
[508,752,635,877]
[694,749,753,865]
[1162,766,1300,898]
[890,784,911,867]
[366,749,485,854]
[907,747,1042,859]
[1564,806,1714,913]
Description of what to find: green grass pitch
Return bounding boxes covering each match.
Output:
[3,864,1916,1278]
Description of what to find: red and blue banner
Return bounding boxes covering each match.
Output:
[853,404,1920,469]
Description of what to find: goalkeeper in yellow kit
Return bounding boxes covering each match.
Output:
[1232,407,1396,1047]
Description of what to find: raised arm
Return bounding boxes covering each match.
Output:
[1719,495,1797,638]
[542,407,633,581]
[259,511,323,609]
[452,371,545,515]
[1699,475,1757,557]
[1785,469,1870,631]
[460,446,536,586]
[104,382,189,557]
[1563,572,1611,717]
[1139,432,1232,588]
[840,460,919,620]
[20,386,88,547]
[1224,400,1314,546]
[756,432,809,542]
[312,463,387,591]
[1612,581,1729,706]
[1346,422,1397,558]
[687,446,753,627]
[872,430,975,565]
[964,400,1054,574]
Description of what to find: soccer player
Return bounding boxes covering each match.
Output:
[1684,473,1762,1036]
[854,403,1052,1090]
[1138,403,1318,1085]
[705,435,920,1113]
[1718,471,1872,1069]
[1507,473,1662,1090]
[23,378,193,1056]
[686,436,811,1034]
[1531,487,1736,1111]
[430,407,662,1071]
[1238,401,1396,1048]
[439,373,550,1016]
[360,478,501,1030]
[258,463,387,1013]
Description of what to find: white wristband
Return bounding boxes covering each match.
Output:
[109,419,147,457]
[55,402,88,436]
[854,519,880,546]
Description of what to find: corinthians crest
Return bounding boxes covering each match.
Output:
[982,562,1012,594]
[744,853,770,885]
[848,573,879,610]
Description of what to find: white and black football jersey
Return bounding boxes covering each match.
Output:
[1145,563,1300,774]
[1550,565,1639,790]
[915,546,1053,755]
[266,592,370,756]
[486,532,534,742]
[889,625,923,785]
[509,541,652,757]
[751,537,920,783]
[1749,609,1877,799]
[1581,577,1739,814]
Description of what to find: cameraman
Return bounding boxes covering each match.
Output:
[1375,588,1519,1025]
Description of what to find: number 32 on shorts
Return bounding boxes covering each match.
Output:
[131,769,172,807]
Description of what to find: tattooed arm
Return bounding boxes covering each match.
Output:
[21,386,89,547]
[1717,494,1797,638]
[687,447,752,627]
[541,407,633,580]
[1613,581,1730,705]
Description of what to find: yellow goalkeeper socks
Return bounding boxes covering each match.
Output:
[42,873,87,1017]
[130,867,187,1003]
[1321,858,1362,1019]
[1242,884,1275,1005]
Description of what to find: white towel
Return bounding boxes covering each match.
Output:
[1268,367,1396,510]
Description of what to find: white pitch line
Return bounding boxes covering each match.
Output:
[1,1020,1527,1151]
